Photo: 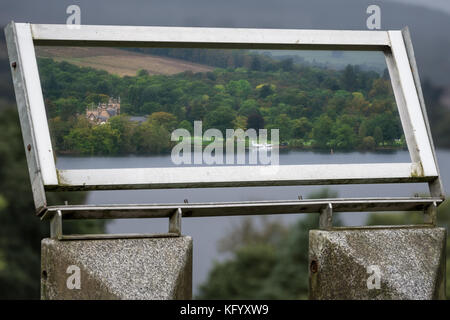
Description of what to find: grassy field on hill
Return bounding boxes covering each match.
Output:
[36,47,214,76]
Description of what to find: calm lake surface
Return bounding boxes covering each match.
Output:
[56,149,450,294]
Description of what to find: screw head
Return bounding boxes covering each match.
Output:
[27,144,31,152]
[310,259,318,273]
[11,62,17,69]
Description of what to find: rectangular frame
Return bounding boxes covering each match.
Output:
[4,22,444,214]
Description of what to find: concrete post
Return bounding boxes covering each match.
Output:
[309,226,446,300]
[41,236,193,300]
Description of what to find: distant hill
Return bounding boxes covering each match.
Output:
[258,50,387,73]
[1,0,450,83]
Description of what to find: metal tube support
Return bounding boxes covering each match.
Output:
[319,203,333,230]
[424,201,437,226]
[48,208,183,240]
[169,208,182,236]
[50,210,63,240]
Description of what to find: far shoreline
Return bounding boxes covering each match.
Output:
[54,145,407,158]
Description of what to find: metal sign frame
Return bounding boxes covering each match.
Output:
[4,22,444,219]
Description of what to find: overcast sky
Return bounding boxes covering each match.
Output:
[388,0,450,14]
[1,0,449,27]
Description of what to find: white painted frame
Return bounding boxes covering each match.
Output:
[4,22,443,214]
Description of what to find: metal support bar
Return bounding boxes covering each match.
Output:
[424,202,437,226]
[401,27,445,199]
[50,210,62,240]
[169,208,182,235]
[41,197,443,221]
[49,209,182,241]
[319,203,333,230]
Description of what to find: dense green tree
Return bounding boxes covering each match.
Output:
[257,84,274,99]
[349,92,370,115]
[64,126,95,154]
[312,114,334,148]
[270,114,294,142]
[233,115,248,130]
[358,121,368,139]
[204,106,237,135]
[246,112,265,131]
[226,80,251,99]
[369,78,392,98]
[342,65,358,92]
[187,100,207,122]
[361,136,376,150]
[53,97,83,120]
[373,126,383,145]
[135,120,172,154]
[148,112,178,132]
[141,101,162,115]
[292,117,313,139]
[238,99,259,117]
[136,69,149,77]
[178,120,194,134]
[85,93,109,105]
[330,121,358,150]
[48,116,74,150]
[109,115,138,153]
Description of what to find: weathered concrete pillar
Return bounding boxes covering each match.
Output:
[309,226,446,300]
[41,236,192,300]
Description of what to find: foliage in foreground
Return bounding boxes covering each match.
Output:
[0,107,106,299]
[197,190,450,299]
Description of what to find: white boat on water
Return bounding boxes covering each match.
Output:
[251,141,273,149]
